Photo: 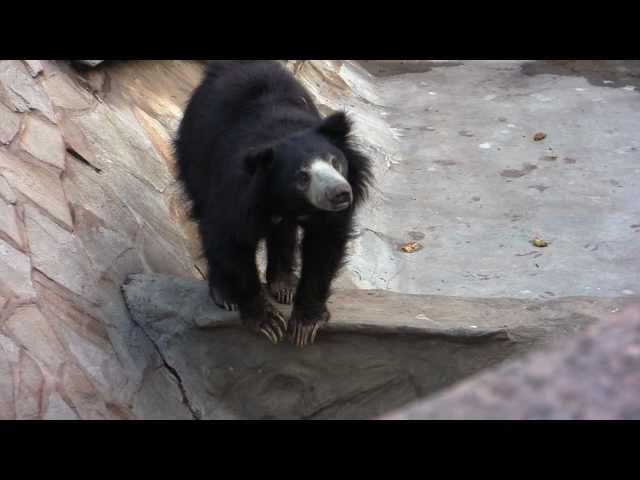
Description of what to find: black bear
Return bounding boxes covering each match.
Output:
[174,61,372,347]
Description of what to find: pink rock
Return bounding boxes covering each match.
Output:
[61,363,113,420]
[62,159,138,241]
[23,60,43,77]
[15,351,45,420]
[139,222,192,277]
[43,392,79,419]
[18,115,66,170]
[0,198,23,249]
[0,339,15,419]
[0,174,16,204]
[24,204,98,300]
[0,60,56,123]
[0,333,19,363]
[42,72,93,110]
[0,237,35,299]
[0,149,73,229]
[72,103,173,192]
[4,304,68,373]
[0,102,21,145]
[59,114,99,170]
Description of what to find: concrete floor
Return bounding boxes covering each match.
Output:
[348,60,640,299]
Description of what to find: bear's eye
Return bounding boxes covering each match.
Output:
[297,171,311,187]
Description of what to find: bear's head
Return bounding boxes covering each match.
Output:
[245,112,356,214]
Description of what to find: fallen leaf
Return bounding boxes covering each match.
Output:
[400,242,424,253]
[532,238,549,247]
[533,132,547,141]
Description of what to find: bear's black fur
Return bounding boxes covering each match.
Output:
[174,60,372,346]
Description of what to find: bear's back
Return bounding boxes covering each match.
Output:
[175,61,322,216]
[179,61,320,166]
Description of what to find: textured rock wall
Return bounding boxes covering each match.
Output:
[0,60,207,419]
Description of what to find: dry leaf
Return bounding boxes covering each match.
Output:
[400,242,424,253]
[532,238,549,247]
[533,132,547,141]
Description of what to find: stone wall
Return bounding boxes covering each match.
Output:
[0,60,206,419]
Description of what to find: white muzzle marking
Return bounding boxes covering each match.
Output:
[306,159,351,211]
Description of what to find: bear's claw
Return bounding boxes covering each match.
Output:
[275,289,294,305]
[254,303,288,344]
[209,285,238,312]
[260,326,279,344]
[268,272,299,305]
[290,323,321,348]
[288,308,329,348]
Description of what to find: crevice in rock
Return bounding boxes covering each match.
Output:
[193,262,207,280]
[66,146,102,174]
[127,309,200,420]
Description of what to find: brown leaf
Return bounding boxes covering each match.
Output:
[400,242,424,253]
[533,132,547,141]
[532,238,549,247]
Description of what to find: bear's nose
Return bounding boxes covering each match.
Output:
[327,184,352,208]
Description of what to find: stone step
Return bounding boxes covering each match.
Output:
[122,273,628,420]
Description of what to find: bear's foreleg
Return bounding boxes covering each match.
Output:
[289,215,351,347]
[266,219,300,305]
[207,240,287,344]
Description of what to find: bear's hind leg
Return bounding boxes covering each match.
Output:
[266,219,300,305]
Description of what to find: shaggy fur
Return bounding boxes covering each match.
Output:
[174,60,372,346]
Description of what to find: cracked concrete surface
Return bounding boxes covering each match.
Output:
[1,60,639,419]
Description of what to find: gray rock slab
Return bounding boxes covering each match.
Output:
[122,273,625,419]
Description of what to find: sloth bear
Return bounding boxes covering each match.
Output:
[174,61,372,347]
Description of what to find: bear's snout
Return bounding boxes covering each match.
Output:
[326,184,353,210]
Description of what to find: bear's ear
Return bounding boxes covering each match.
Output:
[244,147,274,175]
[318,111,352,144]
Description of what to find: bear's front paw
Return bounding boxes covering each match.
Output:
[288,306,330,348]
[267,272,299,305]
[243,301,288,344]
